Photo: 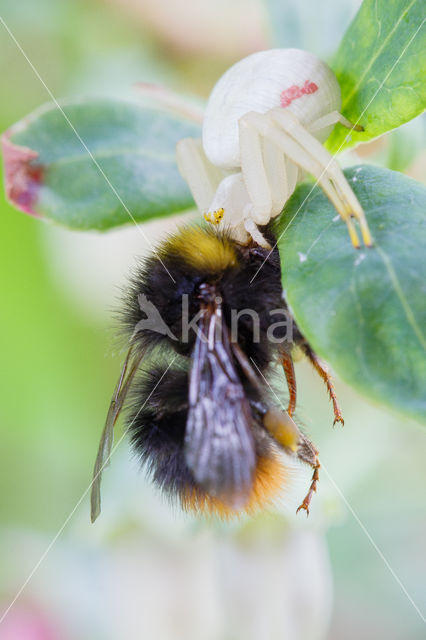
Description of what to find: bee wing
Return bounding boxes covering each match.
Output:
[90,346,143,523]
[185,307,256,507]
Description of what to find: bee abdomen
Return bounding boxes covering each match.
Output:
[127,366,287,517]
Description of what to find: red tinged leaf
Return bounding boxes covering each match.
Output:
[0,98,200,230]
[2,131,44,217]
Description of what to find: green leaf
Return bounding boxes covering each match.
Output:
[327,0,426,154]
[275,165,426,424]
[386,115,426,172]
[2,98,201,230]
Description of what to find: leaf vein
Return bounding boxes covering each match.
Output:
[375,244,426,350]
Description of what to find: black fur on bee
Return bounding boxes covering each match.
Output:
[91,225,333,522]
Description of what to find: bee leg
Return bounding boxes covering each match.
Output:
[281,350,297,416]
[296,435,320,516]
[302,343,344,426]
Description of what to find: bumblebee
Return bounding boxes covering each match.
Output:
[90,225,343,522]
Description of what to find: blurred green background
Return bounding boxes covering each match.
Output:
[0,1,425,639]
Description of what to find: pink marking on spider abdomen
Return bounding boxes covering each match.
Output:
[280,80,319,108]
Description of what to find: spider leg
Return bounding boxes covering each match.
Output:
[238,116,274,225]
[269,109,372,247]
[309,110,364,134]
[302,342,344,426]
[241,111,362,248]
[281,350,297,416]
[243,218,272,248]
[176,137,223,214]
[284,157,300,204]
[238,116,302,222]
[134,83,204,123]
[238,114,301,244]
[177,139,254,245]
[296,434,321,516]
[261,137,295,216]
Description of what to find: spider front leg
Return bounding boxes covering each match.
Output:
[176,138,254,245]
[176,137,224,214]
[238,116,297,225]
[240,111,360,247]
[236,115,299,246]
[308,110,364,135]
[269,108,372,247]
[239,110,372,248]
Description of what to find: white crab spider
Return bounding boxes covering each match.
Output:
[176,48,372,249]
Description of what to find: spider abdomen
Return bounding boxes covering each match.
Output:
[203,48,341,169]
